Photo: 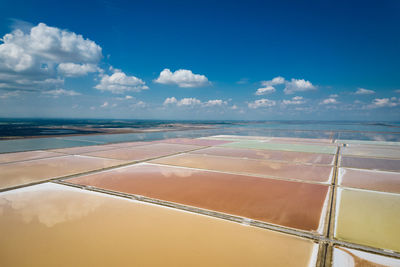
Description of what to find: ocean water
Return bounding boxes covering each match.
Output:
[0,119,399,153]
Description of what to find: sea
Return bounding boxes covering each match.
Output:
[0,119,399,153]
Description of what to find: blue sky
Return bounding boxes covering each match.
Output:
[0,0,399,120]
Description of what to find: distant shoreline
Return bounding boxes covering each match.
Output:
[0,124,216,140]
[1,119,400,141]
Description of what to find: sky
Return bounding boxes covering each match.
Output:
[0,0,399,121]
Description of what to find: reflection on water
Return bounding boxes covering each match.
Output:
[0,155,125,190]
[0,184,104,227]
[0,182,318,267]
[333,247,400,267]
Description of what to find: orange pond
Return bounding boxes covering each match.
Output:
[0,155,126,190]
[0,183,318,267]
[67,163,329,232]
[338,168,400,194]
[191,146,334,165]
[151,153,333,183]
[340,156,400,172]
[81,143,202,161]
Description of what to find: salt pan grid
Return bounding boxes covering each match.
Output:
[66,163,330,232]
[1,134,400,266]
[190,146,335,165]
[0,150,64,164]
[151,153,334,183]
[0,183,319,267]
[0,155,127,190]
[81,143,203,161]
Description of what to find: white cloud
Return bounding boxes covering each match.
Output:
[230,105,238,110]
[100,101,109,108]
[204,99,227,106]
[329,94,338,98]
[248,98,276,109]
[368,98,398,108]
[282,96,305,105]
[257,76,316,95]
[154,68,209,88]
[163,97,201,107]
[253,77,285,95]
[261,76,285,86]
[163,97,178,105]
[95,69,148,94]
[57,63,98,77]
[115,95,134,101]
[355,88,375,95]
[320,98,338,105]
[255,85,276,95]
[42,88,81,97]
[395,89,400,93]
[284,78,316,94]
[163,97,228,108]
[0,22,102,93]
[177,97,201,106]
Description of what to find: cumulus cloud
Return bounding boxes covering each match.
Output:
[57,63,98,77]
[282,96,305,105]
[204,99,227,106]
[284,78,316,94]
[163,97,228,108]
[177,97,202,106]
[100,101,109,108]
[255,85,275,95]
[42,89,81,97]
[248,98,276,109]
[368,97,399,108]
[261,76,285,86]
[355,88,375,95]
[329,94,338,98]
[154,68,209,88]
[163,97,178,105]
[0,22,102,93]
[320,98,338,105]
[95,69,148,94]
[115,95,134,101]
[255,76,316,95]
